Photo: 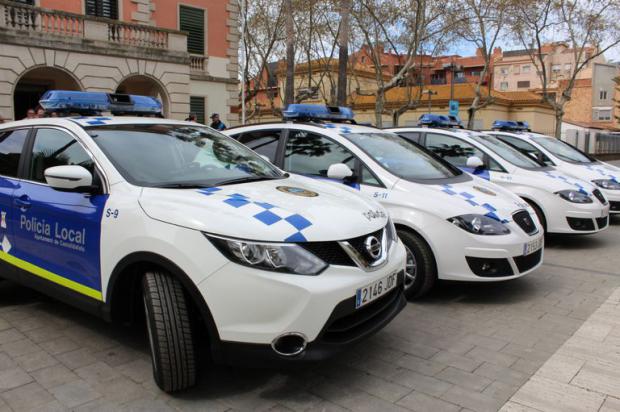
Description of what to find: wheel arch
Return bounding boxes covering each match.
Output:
[105,252,222,357]
[393,223,438,272]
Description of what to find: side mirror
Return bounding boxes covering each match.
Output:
[327,163,354,180]
[44,165,94,192]
[466,156,484,169]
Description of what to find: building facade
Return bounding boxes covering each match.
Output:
[0,0,239,123]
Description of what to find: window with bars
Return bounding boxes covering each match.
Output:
[190,96,206,124]
[85,0,118,19]
[180,5,205,55]
[517,81,530,89]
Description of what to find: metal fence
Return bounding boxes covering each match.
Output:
[562,129,620,155]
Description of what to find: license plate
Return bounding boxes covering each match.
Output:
[523,237,543,256]
[355,272,398,309]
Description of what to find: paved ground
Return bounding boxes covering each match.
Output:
[0,215,619,410]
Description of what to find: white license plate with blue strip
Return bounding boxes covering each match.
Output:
[523,237,543,256]
[355,272,398,309]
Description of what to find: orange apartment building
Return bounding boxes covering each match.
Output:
[0,0,239,123]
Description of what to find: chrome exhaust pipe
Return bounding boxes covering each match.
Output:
[271,332,307,357]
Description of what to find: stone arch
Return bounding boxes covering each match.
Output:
[115,74,170,117]
[13,65,83,120]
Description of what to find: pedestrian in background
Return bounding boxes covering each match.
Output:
[36,107,46,118]
[24,109,36,119]
[185,113,197,122]
[210,113,226,131]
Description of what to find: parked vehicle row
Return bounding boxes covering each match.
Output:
[0,93,615,393]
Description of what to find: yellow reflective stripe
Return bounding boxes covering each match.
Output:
[0,250,103,301]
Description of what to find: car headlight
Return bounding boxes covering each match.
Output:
[448,214,510,235]
[204,234,327,275]
[592,179,620,190]
[555,190,593,203]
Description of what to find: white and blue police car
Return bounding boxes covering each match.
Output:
[225,105,544,299]
[487,121,620,215]
[0,92,407,392]
[392,115,610,234]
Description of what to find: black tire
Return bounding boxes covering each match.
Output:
[142,270,197,393]
[398,229,437,299]
[523,199,547,233]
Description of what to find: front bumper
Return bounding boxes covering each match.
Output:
[431,222,544,282]
[197,239,407,346]
[546,201,610,234]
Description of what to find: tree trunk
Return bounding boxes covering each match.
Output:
[337,0,351,106]
[284,0,295,109]
[554,109,563,138]
[467,106,476,130]
[375,90,384,128]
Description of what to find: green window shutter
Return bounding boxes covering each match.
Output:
[85,0,118,19]
[180,6,205,55]
[190,96,206,124]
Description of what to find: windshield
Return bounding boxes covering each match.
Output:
[470,133,543,168]
[531,136,593,163]
[343,132,460,180]
[88,124,282,187]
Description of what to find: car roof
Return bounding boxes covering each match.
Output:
[227,121,384,135]
[0,116,199,130]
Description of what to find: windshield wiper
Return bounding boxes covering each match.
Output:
[217,175,282,186]
[151,183,213,189]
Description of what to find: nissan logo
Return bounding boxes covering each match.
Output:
[364,236,382,260]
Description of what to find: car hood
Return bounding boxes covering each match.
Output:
[515,168,597,194]
[139,175,387,242]
[396,176,525,223]
[573,162,620,183]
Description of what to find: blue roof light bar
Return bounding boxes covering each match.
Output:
[417,113,462,128]
[39,90,163,116]
[492,120,530,131]
[282,104,355,123]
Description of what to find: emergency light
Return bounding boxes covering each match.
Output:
[282,104,355,122]
[417,113,462,128]
[492,120,530,131]
[39,90,163,116]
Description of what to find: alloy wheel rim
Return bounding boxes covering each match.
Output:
[404,245,418,290]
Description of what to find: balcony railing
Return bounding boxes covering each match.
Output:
[0,0,187,55]
[190,54,206,72]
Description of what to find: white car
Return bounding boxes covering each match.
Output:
[392,125,610,234]
[225,105,545,300]
[0,113,407,392]
[488,127,620,214]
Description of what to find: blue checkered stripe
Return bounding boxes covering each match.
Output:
[543,171,589,194]
[441,184,509,223]
[198,187,313,242]
[70,117,113,126]
[584,165,619,182]
[325,123,353,134]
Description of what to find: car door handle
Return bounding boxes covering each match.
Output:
[14,196,32,210]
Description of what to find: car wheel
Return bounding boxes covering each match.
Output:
[398,229,436,299]
[142,270,197,393]
[523,199,547,233]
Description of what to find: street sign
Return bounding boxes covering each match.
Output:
[449,100,459,117]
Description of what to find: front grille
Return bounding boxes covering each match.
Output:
[567,217,595,231]
[592,189,608,205]
[513,210,538,235]
[347,229,384,262]
[514,249,543,273]
[596,216,608,229]
[302,242,355,266]
[319,275,404,344]
[610,201,620,212]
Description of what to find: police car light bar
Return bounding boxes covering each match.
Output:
[282,104,355,123]
[39,90,163,116]
[417,113,462,128]
[492,120,530,131]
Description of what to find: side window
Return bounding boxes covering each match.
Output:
[0,129,28,178]
[495,135,553,165]
[361,164,381,186]
[398,132,421,144]
[29,129,95,183]
[425,133,485,168]
[284,130,355,177]
[236,130,281,163]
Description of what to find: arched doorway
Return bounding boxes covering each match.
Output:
[13,67,81,120]
[116,75,169,117]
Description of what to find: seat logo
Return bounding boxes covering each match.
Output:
[364,236,382,260]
